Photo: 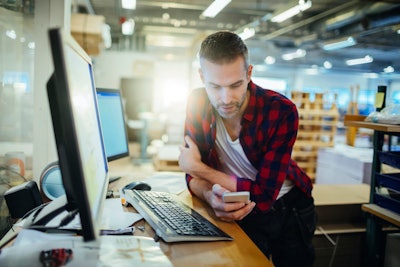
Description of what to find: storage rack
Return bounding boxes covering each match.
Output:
[291,91,339,181]
[344,115,400,267]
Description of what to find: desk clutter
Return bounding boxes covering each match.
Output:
[0,229,172,267]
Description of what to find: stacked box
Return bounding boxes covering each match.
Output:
[291,91,339,182]
[71,13,105,55]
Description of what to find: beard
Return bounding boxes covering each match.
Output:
[214,92,247,119]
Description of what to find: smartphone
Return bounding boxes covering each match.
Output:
[222,191,250,203]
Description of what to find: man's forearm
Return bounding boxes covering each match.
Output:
[188,178,213,202]
[189,161,237,192]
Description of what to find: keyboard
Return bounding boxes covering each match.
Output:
[123,189,233,242]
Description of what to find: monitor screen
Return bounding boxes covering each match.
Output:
[46,27,109,242]
[96,88,129,161]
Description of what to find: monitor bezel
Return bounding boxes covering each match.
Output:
[96,87,130,162]
[47,27,109,242]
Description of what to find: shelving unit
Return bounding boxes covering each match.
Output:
[344,115,400,267]
[291,91,339,181]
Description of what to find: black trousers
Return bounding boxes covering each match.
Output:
[238,187,317,267]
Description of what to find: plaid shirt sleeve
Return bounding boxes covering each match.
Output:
[183,88,216,193]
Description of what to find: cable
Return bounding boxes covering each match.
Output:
[59,209,79,227]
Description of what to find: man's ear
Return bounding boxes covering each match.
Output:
[198,68,204,82]
[247,65,253,81]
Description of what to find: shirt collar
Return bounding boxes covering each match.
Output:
[242,80,257,122]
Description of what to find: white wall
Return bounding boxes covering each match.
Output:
[93,50,198,115]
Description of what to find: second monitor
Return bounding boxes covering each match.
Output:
[96,88,130,162]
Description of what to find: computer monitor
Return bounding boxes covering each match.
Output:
[96,88,129,162]
[45,27,109,242]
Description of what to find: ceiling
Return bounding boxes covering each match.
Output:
[7,0,400,75]
[78,0,400,75]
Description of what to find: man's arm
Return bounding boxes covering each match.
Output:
[179,135,236,192]
[179,135,255,221]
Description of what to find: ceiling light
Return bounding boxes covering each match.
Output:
[122,19,135,35]
[323,36,357,51]
[238,28,255,40]
[271,0,312,23]
[121,0,136,10]
[202,0,231,18]
[264,56,276,65]
[345,55,373,66]
[282,49,306,61]
[6,30,17,39]
[28,42,35,49]
[384,66,394,73]
[323,61,332,69]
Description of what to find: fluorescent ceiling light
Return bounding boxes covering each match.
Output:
[238,28,255,40]
[323,36,357,51]
[202,0,231,18]
[282,49,306,61]
[271,0,312,23]
[122,0,136,10]
[345,55,373,66]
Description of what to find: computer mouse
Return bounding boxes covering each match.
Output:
[122,181,151,191]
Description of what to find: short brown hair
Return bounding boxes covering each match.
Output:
[199,31,249,68]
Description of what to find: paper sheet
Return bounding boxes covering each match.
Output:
[145,172,187,194]
[0,229,172,267]
[99,235,172,267]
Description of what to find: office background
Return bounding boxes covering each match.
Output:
[2,1,400,179]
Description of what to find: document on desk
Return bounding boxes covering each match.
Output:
[99,235,173,266]
[146,171,187,194]
[0,229,172,267]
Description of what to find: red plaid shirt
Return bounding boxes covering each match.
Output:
[184,81,313,213]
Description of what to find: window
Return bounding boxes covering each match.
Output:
[0,7,34,162]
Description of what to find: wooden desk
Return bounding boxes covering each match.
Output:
[107,158,272,266]
[0,157,271,266]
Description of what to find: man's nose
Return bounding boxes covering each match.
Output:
[220,88,232,103]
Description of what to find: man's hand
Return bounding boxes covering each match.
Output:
[178,135,202,174]
[205,184,256,222]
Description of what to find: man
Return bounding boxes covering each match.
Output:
[178,31,317,267]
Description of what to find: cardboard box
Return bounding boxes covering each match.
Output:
[71,13,105,55]
[316,146,372,184]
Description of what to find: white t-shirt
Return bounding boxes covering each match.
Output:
[215,115,293,199]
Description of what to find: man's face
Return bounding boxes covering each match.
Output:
[199,57,252,119]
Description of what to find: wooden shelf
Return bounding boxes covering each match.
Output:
[344,115,400,133]
[345,115,400,266]
[315,223,366,235]
[362,203,400,228]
